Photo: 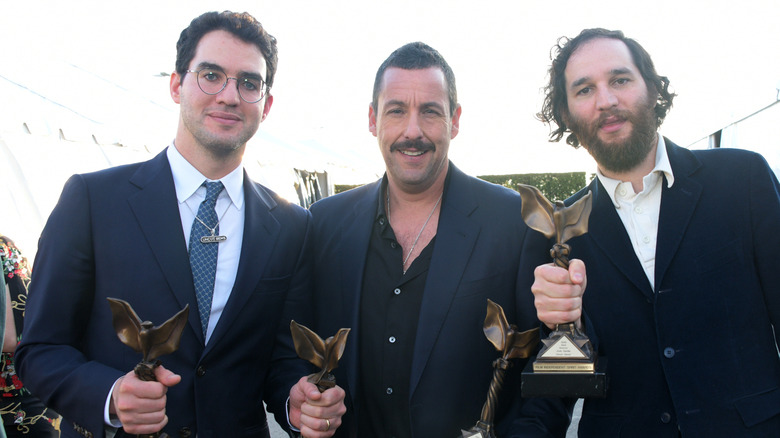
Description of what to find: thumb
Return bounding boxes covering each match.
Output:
[568,259,587,286]
[153,364,181,388]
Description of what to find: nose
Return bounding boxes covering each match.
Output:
[402,111,423,139]
[595,87,618,110]
[216,77,242,105]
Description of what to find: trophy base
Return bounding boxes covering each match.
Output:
[521,357,607,398]
[460,423,495,438]
[460,431,493,438]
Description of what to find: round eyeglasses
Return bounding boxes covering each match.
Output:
[186,69,268,103]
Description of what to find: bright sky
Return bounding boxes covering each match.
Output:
[4,0,780,178]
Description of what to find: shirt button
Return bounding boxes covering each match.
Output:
[643,236,651,243]
[663,347,675,358]
[389,336,396,343]
[394,288,401,295]
[390,242,397,249]
[635,207,643,213]
[660,412,672,423]
[386,387,393,395]
[379,218,386,225]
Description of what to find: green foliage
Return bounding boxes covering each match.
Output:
[334,184,362,194]
[479,172,588,202]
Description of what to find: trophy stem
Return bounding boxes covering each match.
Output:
[479,358,509,426]
[550,242,571,269]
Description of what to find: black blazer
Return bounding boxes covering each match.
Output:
[309,163,566,437]
[520,140,780,437]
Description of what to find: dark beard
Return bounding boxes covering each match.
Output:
[569,101,658,174]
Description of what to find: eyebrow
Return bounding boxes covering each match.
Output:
[194,62,264,82]
[384,99,446,111]
[570,67,634,89]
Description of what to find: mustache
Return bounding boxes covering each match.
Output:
[390,139,435,153]
[597,109,631,126]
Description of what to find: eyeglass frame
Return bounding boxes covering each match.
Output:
[185,68,269,104]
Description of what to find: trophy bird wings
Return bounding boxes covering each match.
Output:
[107,298,189,362]
[516,184,592,245]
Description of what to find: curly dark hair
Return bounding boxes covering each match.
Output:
[371,42,458,116]
[537,28,675,148]
[175,11,279,88]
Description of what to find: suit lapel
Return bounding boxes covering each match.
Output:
[409,165,480,397]
[204,173,280,354]
[654,141,702,289]
[339,182,380,408]
[127,150,203,343]
[584,178,654,298]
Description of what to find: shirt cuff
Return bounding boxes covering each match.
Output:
[104,378,123,428]
[286,396,300,433]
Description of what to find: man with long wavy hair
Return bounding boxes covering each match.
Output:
[527,28,780,437]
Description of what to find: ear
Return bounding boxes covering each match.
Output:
[170,71,182,104]
[368,103,378,137]
[450,104,462,140]
[261,94,273,122]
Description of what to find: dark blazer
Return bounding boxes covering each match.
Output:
[522,140,780,437]
[309,163,566,438]
[17,150,313,438]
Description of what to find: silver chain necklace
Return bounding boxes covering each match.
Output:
[186,200,230,244]
[387,191,443,274]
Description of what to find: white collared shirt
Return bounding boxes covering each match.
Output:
[595,136,674,289]
[167,144,245,344]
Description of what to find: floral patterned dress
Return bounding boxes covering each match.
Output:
[1,237,62,437]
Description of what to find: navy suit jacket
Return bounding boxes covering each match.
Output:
[521,140,780,437]
[309,163,567,437]
[17,150,313,438]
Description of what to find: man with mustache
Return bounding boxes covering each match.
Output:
[306,42,564,437]
[528,28,780,436]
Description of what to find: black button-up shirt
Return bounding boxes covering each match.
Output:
[357,177,446,438]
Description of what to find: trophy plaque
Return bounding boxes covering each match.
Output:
[516,184,607,398]
[461,300,539,437]
[107,298,189,438]
[290,320,350,392]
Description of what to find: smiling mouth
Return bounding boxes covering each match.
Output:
[208,111,242,123]
[400,150,426,157]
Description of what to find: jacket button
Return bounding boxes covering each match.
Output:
[663,347,675,358]
[179,427,192,437]
[196,366,206,377]
[660,412,672,423]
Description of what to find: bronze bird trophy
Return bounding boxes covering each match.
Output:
[461,300,539,438]
[290,320,350,392]
[107,298,189,438]
[516,184,607,398]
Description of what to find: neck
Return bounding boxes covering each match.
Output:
[387,182,445,214]
[174,138,243,181]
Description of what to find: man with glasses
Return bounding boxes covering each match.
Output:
[17,11,345,438]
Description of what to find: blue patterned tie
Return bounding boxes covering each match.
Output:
[189,181,224,338]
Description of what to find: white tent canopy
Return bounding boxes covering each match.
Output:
[1,58,379,261]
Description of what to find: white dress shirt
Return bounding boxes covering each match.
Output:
[167,144,245,344]
[595,136,674,289]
